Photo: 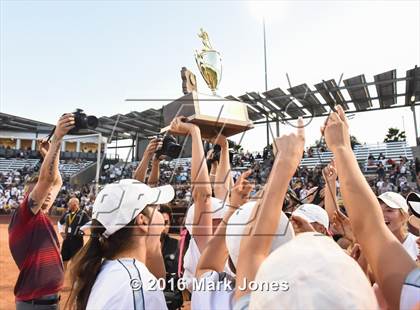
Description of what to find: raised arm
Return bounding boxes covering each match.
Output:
[235,118,305,300]
[212,135,233,201]
[323,105,416,310]
[322,158,338,221]
[37,139,64,210]
[29,114,74,214]
[148,156,161,187]
[207,149,218,188]
[133,138,161,183]
[169,117,212,252]
[196,170,253,278]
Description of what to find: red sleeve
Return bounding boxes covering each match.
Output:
[14,194,36,224]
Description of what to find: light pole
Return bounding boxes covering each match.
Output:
[263,18,270,147]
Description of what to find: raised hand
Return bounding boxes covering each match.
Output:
[273,117,305,172]
[323,158,337,184]
[208,134,228,148]
[169,116,198,135]
[38,139,50,158]
[332,209,355,243]
[54,114,75,140]
[230,170,254,208]
[206,149,215,161]
[145,138,163,157]
[321,105,351,153]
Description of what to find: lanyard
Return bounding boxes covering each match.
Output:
[68,211,78,226]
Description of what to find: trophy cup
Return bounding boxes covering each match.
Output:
[195,29,222,95]
[161,29,253,138]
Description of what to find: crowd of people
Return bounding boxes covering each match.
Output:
[2,109,420,309]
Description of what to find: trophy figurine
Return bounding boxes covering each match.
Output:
[195,28,222,95]
[161,29,253,138]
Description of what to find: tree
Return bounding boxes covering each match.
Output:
[350,135,362,149]
[384,128,406,142]
[311,135,362,151]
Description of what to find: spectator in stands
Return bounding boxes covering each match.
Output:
[8,114,74,309]
[378,178,396,195]
[367,153,375,166]
[378,152,385,161]
[377,162,385,179]
[58,197,91,270]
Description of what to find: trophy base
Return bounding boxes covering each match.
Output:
[161,91,253,138]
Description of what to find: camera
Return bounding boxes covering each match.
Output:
[155,135,182,159]
[70,109,99,134]
[211,144,222,163]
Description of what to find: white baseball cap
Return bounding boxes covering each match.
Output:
[225,200,294,268]
[92,179,174,238]
[249,232,378,309]
[407,192,420,215]
[378,191,409,213]
[407,192,420,229]
[184,197,229,234]
[292,203,329,230]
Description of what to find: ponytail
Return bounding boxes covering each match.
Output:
[66,220,106,310]
[66,207,154,310]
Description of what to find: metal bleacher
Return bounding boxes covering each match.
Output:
[0,158,94,177]
[59,161,95,177]
[0,158,40,173]
[299,141,414,171]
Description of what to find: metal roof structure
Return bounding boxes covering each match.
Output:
[2,67,418,145]
[95,108,162,139]
[0,113,55,133]
[230,66,420,124]
[0,109,163,141]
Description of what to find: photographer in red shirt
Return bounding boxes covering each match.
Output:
[9,114,75,310]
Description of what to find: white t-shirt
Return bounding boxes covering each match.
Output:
[183,238,232,292]
[400,268,420,310]
[192,271,235,310]
[183,238,202,292]
[402,233,419,261]
[87,258,167,310]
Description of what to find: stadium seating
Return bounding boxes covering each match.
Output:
[299,142,414,171]
[0,158,95,177]
[59,161,95,177]
[0,158,40,173]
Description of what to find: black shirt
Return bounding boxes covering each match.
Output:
[59,209,90,240]
[161,234,179,275]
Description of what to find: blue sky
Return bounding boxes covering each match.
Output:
[1,0,419,153]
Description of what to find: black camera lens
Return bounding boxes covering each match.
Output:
[212,144,221,163]
[155,135,182,160]
[69,109,98,134]
[86,115,99,129]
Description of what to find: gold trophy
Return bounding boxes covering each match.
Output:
[195,28,222,95]
[161,29,253,138]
